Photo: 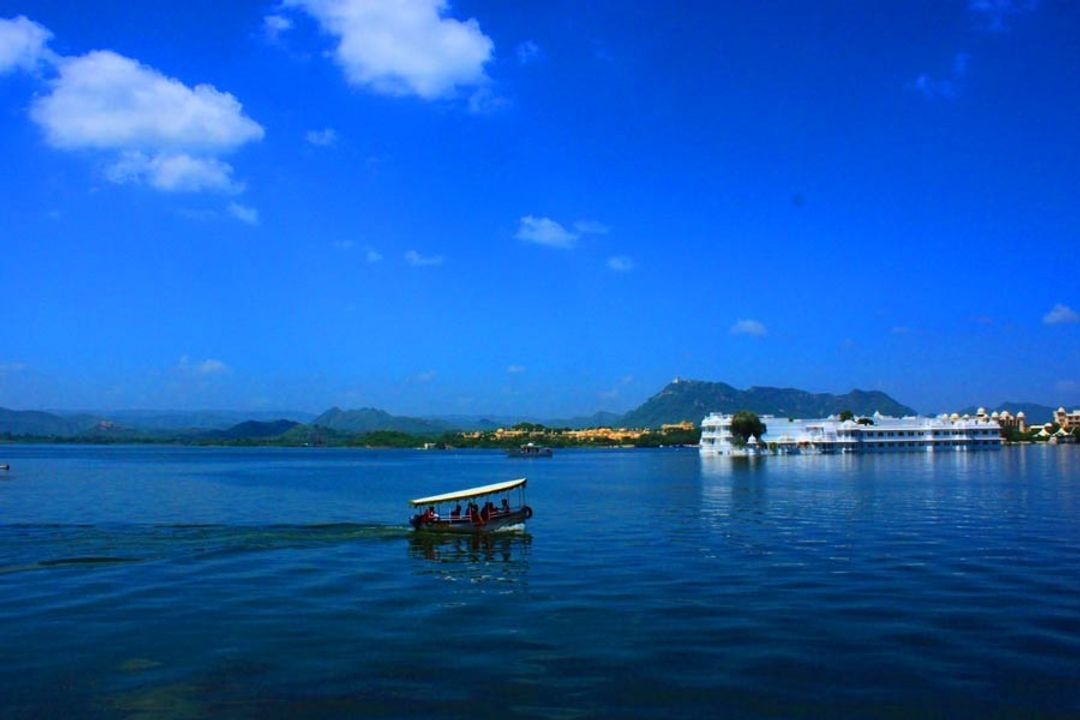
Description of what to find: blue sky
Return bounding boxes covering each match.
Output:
[1,0,1077,417]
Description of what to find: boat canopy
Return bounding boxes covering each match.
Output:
[409,477,527,507]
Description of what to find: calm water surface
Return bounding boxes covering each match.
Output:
[1,445,1078,718]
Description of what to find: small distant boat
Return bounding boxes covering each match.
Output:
[0,464,9,471]
[506,442,553,458]
[409,477,532,534]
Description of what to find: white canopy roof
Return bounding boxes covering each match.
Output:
[410,477,527,506]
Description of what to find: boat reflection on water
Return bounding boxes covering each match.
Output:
[408,531,532,586]
[409,530,532,563]
[406,533,531,587]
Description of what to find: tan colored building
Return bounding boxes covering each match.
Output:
[991,409,1026,433]
[660,421,695,432]
[1052,407,1080,431]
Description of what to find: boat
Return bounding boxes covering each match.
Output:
[409,477,533,534]
[506,442,552,458]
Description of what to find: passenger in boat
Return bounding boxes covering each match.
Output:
[479,502,490,522]
[500,498,510,514]
[451,504,462,519]
[469,503,484,525]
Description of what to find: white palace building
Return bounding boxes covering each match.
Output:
[700,410,1003,456]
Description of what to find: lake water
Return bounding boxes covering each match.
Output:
[1,444,1079,718]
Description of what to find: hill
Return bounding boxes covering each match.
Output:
[312,407,448,435]
[199,419,300,441]
[96,409,316,432]
[0,407,105,436]
[620,379,917,428]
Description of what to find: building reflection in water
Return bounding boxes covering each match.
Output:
[408,531,532,587]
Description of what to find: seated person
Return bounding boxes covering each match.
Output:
[500,498,510,513]
[451,504,462,518]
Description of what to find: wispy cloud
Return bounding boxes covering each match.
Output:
[413,370,437,383]
[969,0,1038,32]
[305,128,338,147]
[890,326,912,335]
[178,356,231,376]
[730,319,767,337]
[1057,379,1078,394]
[0,361,28,376]
[1043,303,1079,325]
[227,202,259,225]
[333,240,354,250]
[912,52,968,101]
[516,40,540,64]
[467,87,511,115]
[598,374,634,402]
[515,215,608,249]
[365,247,383,263]
[607,256,635,272]
[574,220,609,235]
[404,250,443,266]
[263,14,293,41]
[507,364,526,374]
[283,0,493,100]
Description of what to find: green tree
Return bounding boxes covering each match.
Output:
[856,417,874,426]
[839,409,854,422]
[730,410,766,447]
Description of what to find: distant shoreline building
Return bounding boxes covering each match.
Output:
[700,411,1002,456]
[1053,407,1080,431]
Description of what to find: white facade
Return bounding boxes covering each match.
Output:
[700,412,1003,456]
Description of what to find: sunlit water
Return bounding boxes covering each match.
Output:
[1,445,1078,718]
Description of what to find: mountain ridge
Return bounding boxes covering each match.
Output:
[620,379,918,428]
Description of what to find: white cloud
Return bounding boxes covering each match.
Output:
[515,216,609,249]
[607,256,635,272]
[106,151,243,193]
[404,249,443,266]
[306,127,338,146]
[516,40,540,64]
[32,51,263,151]
[1057,379,1078,394]
[178,356,231,376]
[413,370,437,383]
[507,364,526,374]
[333,239,355,250]
[516,215,576,248]
[227,202,259,225]
[284,0,493,99]
[263,14,293,40]
[1043,303,1079,325]
[890,326,912,335]
[365,247,383,263]
[730,319,767,337]
[0,15,53,73]
[30,49,263,194]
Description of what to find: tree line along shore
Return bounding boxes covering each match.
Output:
[0,422,702,449]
